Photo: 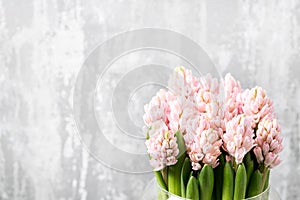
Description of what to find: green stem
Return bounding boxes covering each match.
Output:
[261,167,270,193]
[263,169,270,191]
[168,131,186,196]
[181,158,192,198]
[233,160,238,172]
[161,167,168,187]
[245,161,254,186]
[246,170,263,198]
[168,162,182,196]
[214,154,225,200]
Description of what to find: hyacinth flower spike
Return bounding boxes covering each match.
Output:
[222,114,255,200]
[253,118,283,193]
[242,86,283,197]
[242,86,274,127]
[185,116,222,200]
[222,73,243,122]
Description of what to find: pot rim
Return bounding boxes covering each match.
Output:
[155,180,271,200]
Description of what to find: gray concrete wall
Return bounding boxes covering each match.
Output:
[0,0,299,199]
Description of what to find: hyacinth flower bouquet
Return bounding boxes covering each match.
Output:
[143,67,283,200]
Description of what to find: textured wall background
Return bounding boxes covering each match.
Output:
[1,0,300,199]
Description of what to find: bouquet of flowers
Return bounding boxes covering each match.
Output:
[143,67,283,200]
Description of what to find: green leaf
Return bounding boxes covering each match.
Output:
[244,152,254,187]
[168,164,181,196]
[199,164,214,200]
[234,163,247,200]
[175,130,186,160]
[181,158,192,198]
[246,170,263,198]
[222,162,234,200]
[186,176,199,200]
[154,171,167,191]
[214,154,225,200]
[244,152,252,165]
[246,160,254,186]
[168,131,186,196]
[263,169,270,191]
[154,170,168,200]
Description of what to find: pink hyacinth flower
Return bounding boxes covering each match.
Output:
[199,74,219,95]
[187,116,223,170]
[195,74,219,112]
[143,89,182,170]
[168,66,200,98]
[143,89,182,134]
[223,114,255,164]
[166,92,183,133]
[179,101,198,132]
[222,73,243,121]
[145,127,179,171]
[194,74,225,132]
[242,86,274,126]
[143,89,168,126]
[182,113,210,153]
[253,118,283,168]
